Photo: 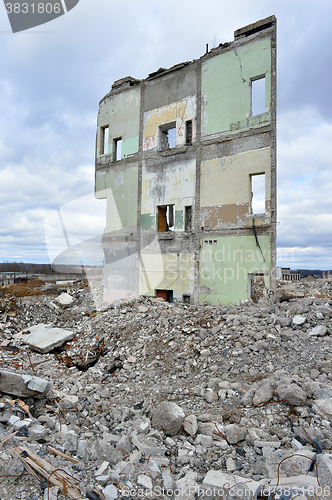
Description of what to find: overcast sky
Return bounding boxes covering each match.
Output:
[0,0,331,270]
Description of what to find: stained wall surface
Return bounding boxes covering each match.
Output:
[141,158,196,231]
[97,86,140,159]
[200,148,271,229]
[199,235,271,305]
[94,16,277,306]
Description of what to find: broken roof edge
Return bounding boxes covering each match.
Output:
[234,15,276,39]
[99,15,276,105]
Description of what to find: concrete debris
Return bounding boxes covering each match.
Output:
[309,324,328,336]
[0,368,50,397]
[54,292,75,308]
[15,323,75,353]
[152,401,185,436]
[0,278,332,498]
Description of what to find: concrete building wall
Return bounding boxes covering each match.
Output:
[143,96,196,151]
[96,85,140,159]
[94,16,277,306]
[202,39,271,137]
[141,157,196,231]
[200,147,271,229]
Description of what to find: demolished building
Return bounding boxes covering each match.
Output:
[95,16,277,305]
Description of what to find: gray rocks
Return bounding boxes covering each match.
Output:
[253,381,273,405]
[225,424,247,444]
[309,324,327,336]
[277,381,307,405]
[152,401,185,436]
[204,388,218,403]
[0,369,50,397]
[292,315,306,325]
[183,414,198,435]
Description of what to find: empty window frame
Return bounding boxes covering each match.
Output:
[251,76,266,116]
[182,293,191,304]
[250,173,266,214]
[157,205,175,232]
[156,289,173,303]
[185,206,192,231]
[159,122,176,150]
[100,126,109,155]
[114,137,122,161]
[186,120,193,145]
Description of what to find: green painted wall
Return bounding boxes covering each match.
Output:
[101,165,138,232]
[141,213,155,230]
[201,39,271,136]
[199,234,271,305]
[97,87,140,159]
[139,252,195,299]
[175,210,183,230]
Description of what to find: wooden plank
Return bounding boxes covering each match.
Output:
[9,445,83,500]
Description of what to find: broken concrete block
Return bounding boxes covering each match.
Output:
[0,369,51,397]
[292,315,306,326]
[102,484,118,500]
[183,414,198,436]
[131,434,166,456]
[196,434,213,448]
[137,474,152,489]
[264,448,316,478]
[162,468,176,490]
[15,324,75,353]
[55,292,74,308]
[277,382,307,405]
[253,381,273,405]
[151,401,185,436]
[313,398,332,417]
[275,288,305,302]
[116,435,132,454]
[204,388,218,403]
[203,470,261,496]
[48,301,61,314]
[309,324,327,336]
[225,424,247,444]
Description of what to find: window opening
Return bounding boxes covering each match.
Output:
[251,77,266,116]
[186,120,192,145]
[101,126,109,155]
[185,206,192,231]
[250,173,265,214]
[160,122,176,150]
[156,289,173,303]
[158,205,175,232]
[182,294,191,304]
[114,138,122,161]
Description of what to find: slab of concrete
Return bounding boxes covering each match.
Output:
[0,369,51,397]
[15,324,75,353]
[55,293,74,308]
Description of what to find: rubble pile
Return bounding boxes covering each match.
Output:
[1,279,332,499]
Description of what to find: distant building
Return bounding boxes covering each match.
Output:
[276,267,301,281]
[95,16,277,305]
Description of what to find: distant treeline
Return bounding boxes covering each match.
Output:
[0,262,85,275]
[297,269,331,279]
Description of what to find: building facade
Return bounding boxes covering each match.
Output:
[94,16,277,305]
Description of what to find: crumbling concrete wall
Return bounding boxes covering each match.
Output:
[94,16,277,306]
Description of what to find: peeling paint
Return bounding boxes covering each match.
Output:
[143,96,196,151]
